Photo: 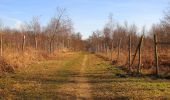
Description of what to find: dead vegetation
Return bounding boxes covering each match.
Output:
[0,57,14,73]
[0,52,169,99]
[0,47,76,74]
[87,13,170,76]
[0,8,84,73]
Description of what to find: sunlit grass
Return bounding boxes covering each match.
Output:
[85,54,170,99]
[0,52,84,99]
[0,52,170,99]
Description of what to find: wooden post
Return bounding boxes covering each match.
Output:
[105,43,107,55]
[111,42,114,61]
[154,34,159,76]
[109,48,111,61]
[22,35,26,52]
[117,38,122,62]
[106,44,108,58]
[0,33,2,56]
[128,35,131,72]
[137,35,144,74]
[35,36,38,50]
[50,41,53,53]
[131,35,144,66]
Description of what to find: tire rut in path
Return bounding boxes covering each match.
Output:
[75,55,92,100]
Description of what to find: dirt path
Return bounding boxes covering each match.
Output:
[1,52,170,99]
[75,55,92,100]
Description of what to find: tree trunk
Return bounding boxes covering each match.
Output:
[128,35,131,72]
[35,36,38,50]
[50,40,53,53]
[0,34,2,56]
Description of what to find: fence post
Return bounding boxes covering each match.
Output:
[154,34,159,76]
[22,35,26,52]
[110,42,113,61]
[0,33,2,56]
[128,35,131,72]
[117,38,122,62]
[138,35,144,74]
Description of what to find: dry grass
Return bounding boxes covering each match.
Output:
[3,48,45,68]
[0,52,84,99]
[96,48,170,75]
[86,54,170,99]
[0,48,73,73]
[0,52,170,99]
[0,57,14,73]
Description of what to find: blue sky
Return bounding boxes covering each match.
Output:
[0,0,169,39]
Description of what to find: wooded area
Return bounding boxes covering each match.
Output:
[0,8,84,55]
[0,1,170,99]
[0,7,170,77]
[88,11,170,76]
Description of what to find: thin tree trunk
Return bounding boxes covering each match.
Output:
[62,39,65,49]
[0,34,2,56]
[128,35,131,72]
[67,39,70,48]
[50,40,53,53]
[35,36,38,50]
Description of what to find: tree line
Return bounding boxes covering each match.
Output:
[87,10,170,75]
[0,6,170,76]
[0,8,84,55]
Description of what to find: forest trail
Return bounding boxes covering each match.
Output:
[0,52,170,99]
[75,55,92,99]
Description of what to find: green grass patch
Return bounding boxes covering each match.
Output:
[0,52,84,99]
[85,54,170,99]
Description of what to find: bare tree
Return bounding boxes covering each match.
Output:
[20,23,27,52]
[46,8,67,53]
[30,16,41,50]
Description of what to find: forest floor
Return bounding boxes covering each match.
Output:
[0,52,170,99]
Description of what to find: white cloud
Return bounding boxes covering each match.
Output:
[15,20,24,30]
[0,16,24,30]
